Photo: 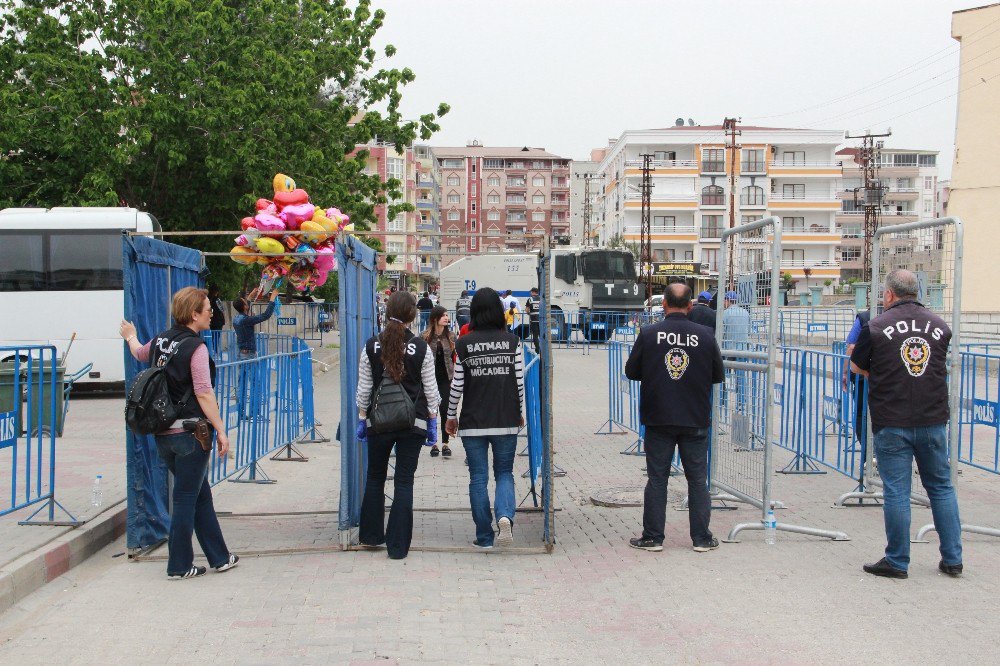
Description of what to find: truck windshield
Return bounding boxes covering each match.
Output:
[579,251,636,281]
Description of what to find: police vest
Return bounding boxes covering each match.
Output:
[867,300,951,428]
[149,326,216,421]
[364,330,432,434]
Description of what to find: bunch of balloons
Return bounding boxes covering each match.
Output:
[229,173,353,292]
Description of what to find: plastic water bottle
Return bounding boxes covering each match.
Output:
[91,475,103,508]
[764,508,777,545]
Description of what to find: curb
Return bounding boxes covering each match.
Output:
[0,504,127,615]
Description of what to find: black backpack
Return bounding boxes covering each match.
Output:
[368,371,417,434]
[125,352,193,435]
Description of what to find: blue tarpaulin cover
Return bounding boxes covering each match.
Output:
[122,234,205,549]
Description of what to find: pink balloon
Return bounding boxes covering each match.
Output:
[313,244,335,272]
[235,234,249,246]
[254,213,285,236]
[279,203,316,231]
[314,269,329,287]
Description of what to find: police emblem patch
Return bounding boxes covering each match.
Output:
[899,336,931,377]
[664,348,690,380]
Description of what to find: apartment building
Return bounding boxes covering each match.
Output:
[594,126,844,294]
[414,144,441,290]
[432,143,572,267]
[836,147,939,281]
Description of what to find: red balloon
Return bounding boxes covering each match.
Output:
[241,216,255,231]
[273,189,309,211]
[255,198,273,211]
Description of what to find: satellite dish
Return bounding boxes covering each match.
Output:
[675,118,684,126]
[687,118,695,126]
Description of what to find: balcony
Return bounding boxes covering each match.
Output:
[505,197,527,205]
[770,160,842,170]
[740,161,767,174]
[550,198,569,207]
[622,224,698,242]
[624,192,699,208]
[417,178,436,188]
[700,226,724,239]
[835,209,919,223]
[506,218,527,227]
[416,199,435,209]
[701,161,726,174]
[779,260,840,269]
[624,159,699,171]
[506,180,527,190]
[768,189,840,210]
[884,189,920,201]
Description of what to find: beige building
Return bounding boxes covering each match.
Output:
[951,3,1000,312]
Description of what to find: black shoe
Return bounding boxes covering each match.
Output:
[939,560,963,576]
[441,445,452,458]
[429,445,440,457]
[168,566,207,580]
[693,537,720,552]
[628,537,663,552]
[863,557,908,579]
[215,554,239,572]
[473,540,494,550]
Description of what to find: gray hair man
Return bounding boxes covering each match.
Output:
[850,269,962,579]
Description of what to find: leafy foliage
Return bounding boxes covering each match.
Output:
[0,0,448,296]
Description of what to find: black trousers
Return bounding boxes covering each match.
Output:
[437,380,450,445]
[359,430,424,558]
[529,320,540,354]
[642,425,713,545]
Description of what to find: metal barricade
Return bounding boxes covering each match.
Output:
[0,345,78,525]
[712,216,847,542]
[246,300,329,343]
[958,349,1000,475]
[595,341,642,454]
[778,307,857,348]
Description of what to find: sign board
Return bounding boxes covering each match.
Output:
[615,326,632,336]
[0,410,16,450]
[384,271,401,279]
[773,383,783,406]
[972,399,998,427]
[590,322,606,330]
[277,317,297,326]
[807,323,829,334]
[652,262,700,276]
[823,396,839,421]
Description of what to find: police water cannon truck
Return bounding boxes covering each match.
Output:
[438,247,645,341]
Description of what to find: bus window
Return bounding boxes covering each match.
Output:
[50,233,123,290]
[0,234,44,291]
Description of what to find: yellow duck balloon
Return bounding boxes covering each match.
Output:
[273,173,296,194]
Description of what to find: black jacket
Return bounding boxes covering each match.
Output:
[688,303,716,332]
[448,329,524,436]
[364,330,435,435]
[149,326,216,422]
[624,313,724,429]
[417,297,434,312]
[850,300,951,428]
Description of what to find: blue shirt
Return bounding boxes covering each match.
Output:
[846,317,863,345]
[721,305,751,350]
[234,301,275,353]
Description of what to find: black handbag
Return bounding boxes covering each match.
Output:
[368,370,417,434]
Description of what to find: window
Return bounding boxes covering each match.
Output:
[684,250,694,261]
[442,158,463,168]
[508,211,526,222]
[508,177,526,187]
[0,231,124,292]
[924,176,934,190]
[702,248,719,272]
[531,160,546,169]
[653,150,676,161]
[742,215,762,225]
[387,212,405,232]
[740,185,765,206]
[741,149,765,172]
[471,185,477,196]
[532,175,545,187]
[532,194,545,204]
[783,184,805,199]
[653,215,677,231]
[532,211,546,222]
[782,151,805,165]
[782,249,805,263]
[700,214,723,238]
[782,216,805,232]
[841,224,862,238]
[484,158,504,169]
[924,200,933,213]
[919,154,936,167]
[702,149,725,172]
[487,175,501,187]
[487,193,500,204]
[471,203,477,212]
[386,241,404,254]
[446,174,460,186]
[507,161,525,169]
[843,178,863,190]
[487,245,500,253]
[447,245,461,254]
[487,225,501,237]
[893,153,918,166]
[487,210,500,221]
[841,248,862,262]
[447,193,461,204]
[506,195,526,204]
[387,158,404,181]
[702,185,724,205]
[447,211,460,220]
[653,249,665,261]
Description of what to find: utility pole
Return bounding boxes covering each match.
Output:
[846,129,892,283]
[723,117,742,289]
[576,172,603,248]
[640,153,654,303]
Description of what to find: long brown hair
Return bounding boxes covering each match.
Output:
[380,291,417,382]
[423,305,453,345]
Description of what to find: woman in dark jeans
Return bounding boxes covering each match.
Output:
[356,292,441,559]
[423,305,455,458]
[120,287,238,580]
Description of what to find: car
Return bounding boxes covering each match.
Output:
[644,294,664,317]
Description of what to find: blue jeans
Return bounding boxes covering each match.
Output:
[359,430,424,558]
[463,434,517,547]
[456,315,470,328]
[419,311,431,332]
[873,424,962,570]
[155,432,230,575]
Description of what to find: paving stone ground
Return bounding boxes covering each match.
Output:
[1,347,1000,664]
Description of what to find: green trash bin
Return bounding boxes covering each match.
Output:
[0,360,65,437]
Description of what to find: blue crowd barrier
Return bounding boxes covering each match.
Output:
[958,350,1000,475]
[0,345,78,525]
[523,346,544,498]
[778,307,856,348]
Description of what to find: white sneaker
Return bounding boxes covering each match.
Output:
[496,517,514,547]
[215,554,239,572]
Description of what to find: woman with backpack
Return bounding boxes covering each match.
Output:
[446,288,525,549]
[119,286,239,580]
[423,305,455,459]
[356,291,441,559]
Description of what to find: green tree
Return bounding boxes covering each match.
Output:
[0,0,448,296]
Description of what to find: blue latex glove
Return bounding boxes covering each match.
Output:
[425,417,438,447]
[356,419,367,443]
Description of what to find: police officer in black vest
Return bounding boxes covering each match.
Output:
[850,269,963,578]
[625,283,725,553]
